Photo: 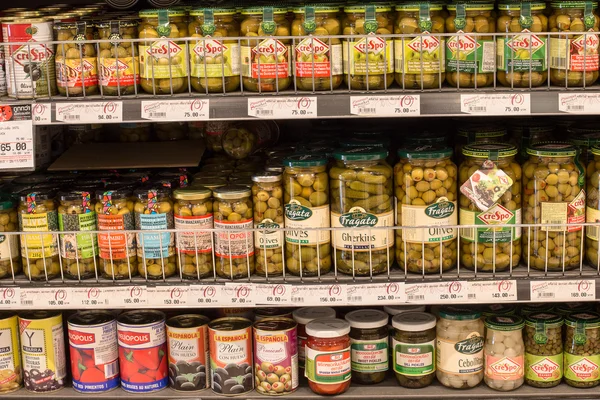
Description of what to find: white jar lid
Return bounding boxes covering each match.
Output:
[305,318,351,338]
[293,307,336,325]
[384,304,426,316]
[392,312,437,332]
[345,309,388,329]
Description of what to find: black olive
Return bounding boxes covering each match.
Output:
[212,372,222,385]
[212,382,222,393]
[240,362,250,370]
[31,69,41,81]
[242,373,253,389]
[193,372,206,387]
[245,365,252,374]
[223,378,238,392]
[24,64,30,73]
[197,364,205,373]
[169,377,175,387]
[180,382,196,390]
[190,360,201,369]
[176,376,189,385]
[230,384,246,394]
[214,367,229,379]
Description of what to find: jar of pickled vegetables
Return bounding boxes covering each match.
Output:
[524,312,564,388]
[189,7,241,93]
[497,1,549,87]
[345,309,389,384]
[564,312,600,388]
[222,121,279,159]
[343,3,394,90]
[522,142,585,271]
[455,124,508,164]
[55,21,99,96]
[240,6,292,92]
[395,145,458,274]
[484,315,525,391]
[98,20,140,96]
[330,147,394,276]
[292,5,343,91]
[138,9,189,94]
[586,144,600,267]
[394,1,446,89]
[0,197,21,279]
[459,143,522,272]
[120,123,152,142]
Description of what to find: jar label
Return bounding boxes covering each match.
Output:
[0,234,19,263]
[401,200,458,243]
[99,55,140,87]
[343,38,393,75]
[459,206,521,243]
[564,353,600,382]
[436,333,483,375]
[295,39,342,78]
[139,40,188,79]
[460,167,513,212]
[586,206,600,240]
[19,212,59,258]
[284,202,330,246]
[549,33,599,72]
[446,34,495,74]
[254,219,283,250]
[497,32,547,72]
[350,337,388,373]
[331,208,394,251]
[392,338,435,376]
[394,35,446,74]
[175,214,213,254]
[241,39,291,79]
[254,328,299,391]
[305,347,351,384]
[56,57,98,89]
[485,354,524,381]
[214,219,254,258]
[525,353,563,382]
[98,214,136,260]
[136,213,175,259]
[59,212,99,259]
[190,40,240,78]
[540,189,585,232]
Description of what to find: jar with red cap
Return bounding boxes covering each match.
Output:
[292,307,337,371]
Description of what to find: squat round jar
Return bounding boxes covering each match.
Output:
[345,309,389,384]
[564,312,600,388]
[293,307,337,370]
[484,315,525,391]
[524,312,564,388]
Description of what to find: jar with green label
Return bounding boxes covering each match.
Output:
[345,309,389,384]
[564,312,600,388]
[455,124,508,164]
[556,303,594,316]
[567,122,600,166]
[484,315,525,391]
[524,312,564,388]
[522,142,585,271]
[395,145,458,274]
[482,304,517,318]
[586,144,600,268]
[394,1,446,89]
[497,1,549,87]
[459,143,522,272]
[343,3,395,90]
[520,303,553,317]
[0,197,21,279]
[284,155,331,277]
[330,147,394,276]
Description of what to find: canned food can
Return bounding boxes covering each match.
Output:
[0,313,22,393]
[217,308,255,321]
[253,318,298,396]
[254,308,293,322]
[117,310,167,393]
[67,311,119,393]
[0,18,8,97]
[18,311,66,393]
[208,317,253,395]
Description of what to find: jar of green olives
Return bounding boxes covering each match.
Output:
[567,122,600,166]
[459,143,522,272]
[98,20,140,96]
[586,145,600,267]
[484,315,525,391]
[524,312,564,388]
[330,147,394,276]
[564,312,600,388]
[222,121,279,160]
[455,124,508,164]
[120,123,152,142]
[522,142,585,271]
[509,120,556,162]
[395,146,458,274]
[345,309,389,384]
[0,197,21,279]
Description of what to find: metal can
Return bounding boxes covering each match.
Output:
[117,310,167,393]
[253,318,298,396]
[217,308,255,321]
[0,17,10,97]
[67,311,119,393]
[18,311,66,393]
[0,313,21,393]
[208,317,253,395]
[255,308,293,322]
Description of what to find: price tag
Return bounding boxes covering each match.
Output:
[248,97,317,119]
[111,285,148,307]
[188,284,223,306]
[290,284,347,306]
[347,282,405,305]
[558,93,600,114]
[32,103,51,124]
[461,93,530,115]
[223,283,255,306]
[0,287,20,308]
[254,284,292,305]
[0,104,34,169]
[56,101,123,123]
[405,281,469,304]
[21,287,73,308]
[350,95,420,117]
[530,280,596,302]
[141,99,209,121]
[147,285,189,307]
[71,287,111,307]
[468,280,518,303]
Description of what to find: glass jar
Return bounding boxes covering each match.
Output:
[484,315,525,391]
[497,1,549,87]
[345,309,389,384]
[564,312,600,388]
[587,145,600,267]
[509,120,556,162]
[482,304,517,318]
[524,312,564,388]
[455,124,508,164]
[445,2,496,88]
[133,187,176,279]
[436,307,484,389]
[522,142,585,271]
[213,185,255,279]
[120,123,152,142]
[173,188,214,279]
[222,121,280,160]
[292,5,343,91]
[155,121,188,141]
[459,143,522,272]
[549,2,600,87]
[0,198,21,279]
[330,147,394,276]
[293,307,337,370]
[556,303,594,316]
[98,20,139,96]
[567,122,600,166]
[189,7,241,93]
[343,3,394,90]
[157,171,189,189]
[392,312,436,388]
[283,155,331,277]
[191,176,228,191]
[520,303,552,317]
[54,21,98,96]
[394,1,446,89]
[203,121,230,153]
[395,146,458,274]
[138,9,189,95]
[240,6,292,92]
[305,319,351,395]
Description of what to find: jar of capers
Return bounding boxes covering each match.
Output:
[98,20,140,96]
[395,146,458,274]
[524,312,564,388]
[522,142,585,271]
[564,312,600,388]
[586,145,600,268]
[0,198,21,279]
[484,315,525,391]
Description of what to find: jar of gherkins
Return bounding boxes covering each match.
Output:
[284,155,331,277]
[524,312,564,388]
[134,187,176,279]
[189,7,241,93]
[18,189,60,281]
[240,6,292,92]
[95,188,137,280]
[497,1,549,87]
[459,143,522,272]
[0,197,21,279]
[455,124,508,164]
[395,146,458,274]
[522,142,585,271]
[342,3,394,90]
[564,312,600,388]
[330,147,394,276]
[98,19,140,96]
[586,145,600,267]
[394,1,446,89]
[213,185,255,279]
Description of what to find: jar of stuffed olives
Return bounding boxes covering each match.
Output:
[522,142,585,271]
[345,309,389,384]
[459,143,522,272]
[564,312,600,388]
[395,145,458,274]
[213,185,255,279]
[330,147,394,276]
[98,19,140,96]
[586,144,600,267]
[484,315,525,391]
[0,197,21,279]
[509,120,556,162]
[55,21,98,96]
[524,312,564,388]
[222,121,279,160]
[455,124,508,164]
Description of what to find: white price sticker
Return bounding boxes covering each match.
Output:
[461,93,530,115]
[248,97,317,119]
[347,282,405,305]
[223,283,255,306]
[71,287,111,307]
[290,284,347,306]
[530,280,596,302]
[56,101,123,123]
[254,284,292,305]
[468,280,518,302]
[405,281,469,304]
[0,287,20,308]
[111,285,148,307]
[0,104,34,169]
[141,99,210,121]
[558,93,600,114]
[21,287,72,308]
[147,285,188,307]
[350,95,420,116]
[32,103,51,124]
[188,284,222,306]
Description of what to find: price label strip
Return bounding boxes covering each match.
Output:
[461,93,530,115]
[0,104,34,169]
[290,284,347,306]
[21,287,73,308]
[405,281,470,304]
[223,282,255,306]
[558,93,600,114]
[248,97,317,119]
[350,95,420,117]
[141,99,210,121]
[71,287,111,307]
[110,285,148,307]
[188,284,224,306]
[32,103,51,125]
[147,285,189,307]
[347,282,405,305]
[530,280,596,302]
[468,280,518,303]
[56,101,123,123]
[254,283,293,305]
[0,287,20,308]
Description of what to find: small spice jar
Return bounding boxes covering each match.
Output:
[391,312,436,388]
[564,312,600,388]
[345,309,389,384]
[0,197,21,279]
[484,315,525,391]
[305,318,352,395]
[293,307,337,370]
[524,312,564,388]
